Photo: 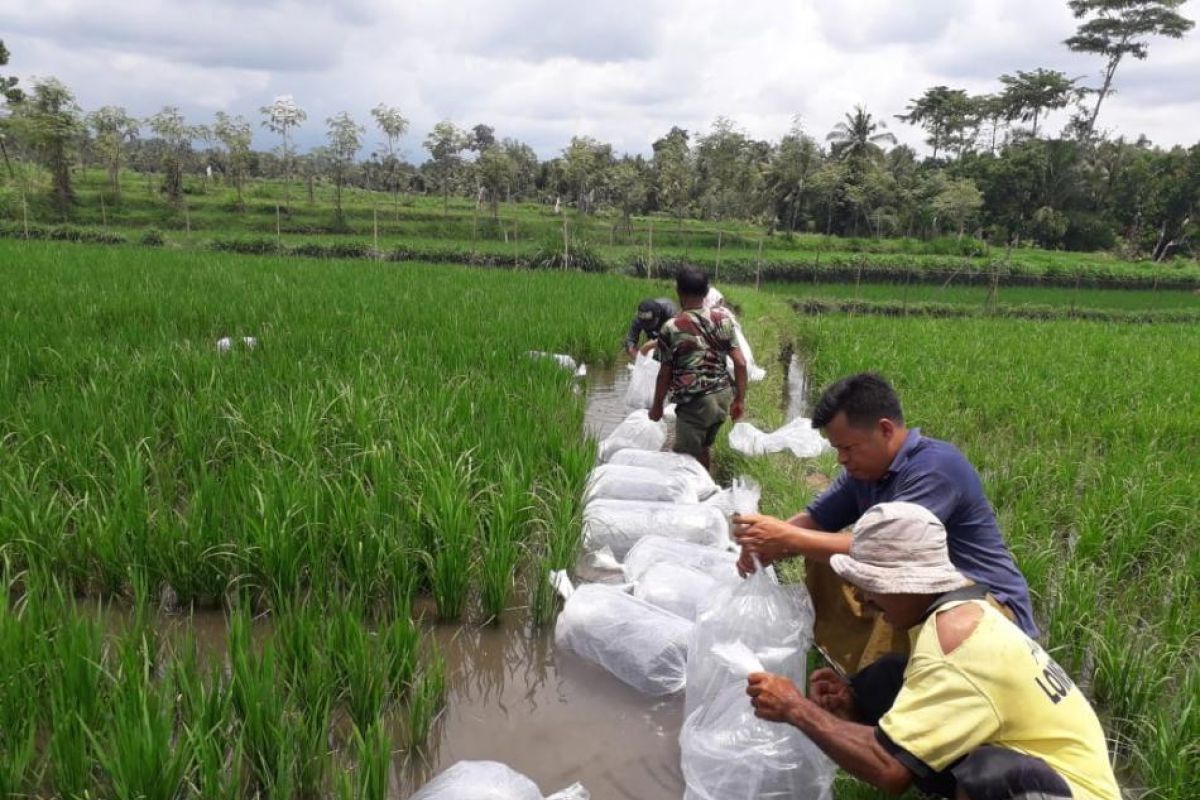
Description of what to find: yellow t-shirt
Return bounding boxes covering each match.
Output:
[878,600,1120,800]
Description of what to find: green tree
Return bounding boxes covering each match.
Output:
[652,126,694,230]
[325,111,364,217]
[370,103,409,212]
[1066,0,1195,138]
[827,105,897,168]
[694,116,764,220]
[145,106,197,204]
[259,94,306,207]
[86,106,139,200]
[476,147,515,219]
[423,120,469,215]
[999,69,1079,138]
[500,138,539,201]
[896,86,972,160]
[764,120,821,233]
[933,177,985,238]
[11,77,82,213]
[213,112,253,210]
[0,39,23,177]
[609,158,650,235]
[560,136,614,214]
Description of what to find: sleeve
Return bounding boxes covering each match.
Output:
[720,314,739,353]
[623,317,643,350]
[890,464,960,524]
[655,324,674,364]
[805,471,858,532]
[877,659,1001,774]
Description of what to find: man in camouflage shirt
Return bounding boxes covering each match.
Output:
[650,267,748,471]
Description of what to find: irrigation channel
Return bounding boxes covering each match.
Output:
[87,353,812,799]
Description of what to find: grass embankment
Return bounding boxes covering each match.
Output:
[6,167,1198,288]
[0,240,656,797]
[769,312,1197,800]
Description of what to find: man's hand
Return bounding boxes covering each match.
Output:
[639,340,657,355]
[809,668,857,721]
[747,673,805,724]
[733,513,801,565]
[736,545,776,577]
[730,396,745,421]
[648,404,664,422]
[625,344,638,359]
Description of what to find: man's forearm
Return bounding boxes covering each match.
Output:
[787,699,912,795]
[651,363,672,410]
[734,361,747,401]
[786,529,852,563]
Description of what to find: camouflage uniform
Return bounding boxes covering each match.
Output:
[656,307,740,457]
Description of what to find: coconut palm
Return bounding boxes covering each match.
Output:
[826,105,897,166]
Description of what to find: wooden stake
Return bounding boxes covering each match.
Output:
[373,207,380,259]
[756,238,764,290]
[562,214,570,270]
[100,192,107,228]
[276,203,282,252]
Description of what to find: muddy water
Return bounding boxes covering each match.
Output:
[400,362,687,798]
[407,618,684,798]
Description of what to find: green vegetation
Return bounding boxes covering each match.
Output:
[0,239,650,797]
[789,314,1197,800]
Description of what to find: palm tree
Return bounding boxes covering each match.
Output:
[826,105,897,166]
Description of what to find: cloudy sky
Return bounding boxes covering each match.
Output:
[2,0,1197,160]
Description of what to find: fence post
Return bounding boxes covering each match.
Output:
[903,267,912,315]
[1072,269,1082,315]
[716,229,723,283]
[22,192,29,239]
[562,214,570,271]
[373,207,380,260]
[648,219,655,279]
[756,238,764,290]
[276,203,282,252]
[100,192,107,228]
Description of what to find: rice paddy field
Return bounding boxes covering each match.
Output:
[783,314,1199,800]
[1,235,1196,799]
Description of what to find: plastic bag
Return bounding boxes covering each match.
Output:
[680,683,834,800]
[684,564,815,716]
[411,760,590,800]
[596,409,667,463]
[625,351,661,409]
[607,449,719,500]
[728,417,830,458]
[632,562,722,620]
[583,499,731,558]
[622,535,739,584]
[585,464,699,505]
[527,350,579,372]
[731,321,767,383]
[554,582,692,696]
[703,477,763,519]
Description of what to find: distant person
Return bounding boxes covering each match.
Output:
[649,267,747,471]
[624,297,677,358]
[747,502,1119,800]
[734,372,1037,674]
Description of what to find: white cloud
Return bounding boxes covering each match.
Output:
[2,0,1197,159]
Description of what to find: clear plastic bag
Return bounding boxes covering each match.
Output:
[731,320,767,383]
[625,351,660,409]
[684,565,815,717]
[702,477,763,519]
[607,449,719,499]
[728,417,830,458]
[622,535,739,583]
[680,683,834,800]
[585,464,699,505]
[596,409,667,463]
[554,583,692,696]
[411,760,590,800]
[632,562,722,620]
[583,499,731,559]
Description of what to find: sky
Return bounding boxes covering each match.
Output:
[2,0,1198,161]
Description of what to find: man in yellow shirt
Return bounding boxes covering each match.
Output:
[746,502,1120,800]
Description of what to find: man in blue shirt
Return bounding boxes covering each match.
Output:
[734,372,1037,672]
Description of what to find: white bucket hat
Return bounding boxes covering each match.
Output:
[830,502,973,595]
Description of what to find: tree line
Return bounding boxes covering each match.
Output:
[0,0,1196,261]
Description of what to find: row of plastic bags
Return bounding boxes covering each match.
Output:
[412,760,588,800]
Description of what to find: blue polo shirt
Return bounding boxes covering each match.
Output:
[807,429,1038,638]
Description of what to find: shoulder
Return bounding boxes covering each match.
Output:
[934,601,984,655]
[904,436,972,476]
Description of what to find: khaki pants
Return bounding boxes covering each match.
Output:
[807,561,1016,676]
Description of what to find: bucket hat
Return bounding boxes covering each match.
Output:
[830,502,972,595]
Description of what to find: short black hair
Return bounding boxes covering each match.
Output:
[676,266,709,298]
[811,372,905,429]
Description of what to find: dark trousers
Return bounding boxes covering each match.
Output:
[852,655,1075,800]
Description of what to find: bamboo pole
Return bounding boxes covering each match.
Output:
[716,229,723,282]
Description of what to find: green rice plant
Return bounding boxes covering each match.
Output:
[347,719,393,800]
[228,607,291,796]
[1089,610,1174,757]
[405,650,447,751]
[480,458,532,622]
[413,443,479,621]
[0,720,37,799]
[330,607,387,732]
[89,641,192,800]
[289,695,332,800]
[381,611,420,702]
[1134,665,1198,800]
